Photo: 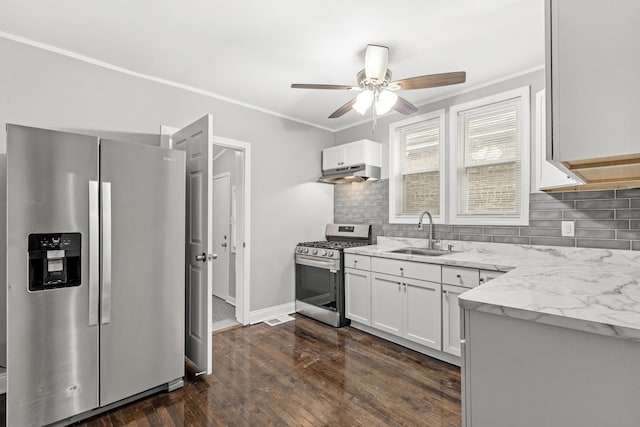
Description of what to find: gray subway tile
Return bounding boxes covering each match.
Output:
[563,209,614,220]
[452,226,484,234]
[483,227,521,236]
[575,229,616,239]
[575,199,629,209]
[434,233,460,240]
[563,190,615,200]
[616,188,640,198]
[530,237,576,247]
[616,209,640,219]
[529,220,562,228]
[576,239,631,250]
[492,236,531,244]
[632,241,640,251]
[631,199,640,209]
[529,192,563,201]
[459,234,493,243]
[632,220,640,230]
[433,225,452,233]
[616,230,640,240]
[530,200,575,210]
[529,210,563,220]
[521,228,563,237]
[575,219,629,229]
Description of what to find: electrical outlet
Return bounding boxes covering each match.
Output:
[561,221,575,237]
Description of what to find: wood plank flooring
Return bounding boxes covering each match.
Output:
[73,315,461,426]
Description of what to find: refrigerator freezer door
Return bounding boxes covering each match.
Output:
[98,139,185,406]
[6,125,100,427]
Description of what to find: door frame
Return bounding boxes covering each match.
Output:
[211,171,231,301]
[210,136,251,325]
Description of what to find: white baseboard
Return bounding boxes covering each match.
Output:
[226,296,236,306]
[248,302,295,325]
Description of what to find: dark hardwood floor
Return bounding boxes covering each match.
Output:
[74,316,461,426]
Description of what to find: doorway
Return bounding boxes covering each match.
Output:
[211,148,243,331]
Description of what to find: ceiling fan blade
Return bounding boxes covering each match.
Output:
[364,44,389,82]
[291,83,356,90]
[391,71,466,90]
[393,96,419,115]
[328,98,358,118]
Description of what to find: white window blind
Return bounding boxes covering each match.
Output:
[399,118,441,215]
[456,97,522,217]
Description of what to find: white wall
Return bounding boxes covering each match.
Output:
[0,37,334,313]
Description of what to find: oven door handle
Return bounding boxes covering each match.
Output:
[296,256,339,271]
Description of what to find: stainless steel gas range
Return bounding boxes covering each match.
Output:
[295,224,372,327]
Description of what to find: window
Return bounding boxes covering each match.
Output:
[388,87,530,226]
[389,110,446,224]
[449,87,530,225]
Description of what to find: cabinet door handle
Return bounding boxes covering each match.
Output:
[443,289,448,295]
[456,274,461,278]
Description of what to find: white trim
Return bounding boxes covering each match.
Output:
[212,171,231,302]
[160,125,179,148]
[0,30,333,133]
[248,302,295,325]
[388,109,446,224]
[334,65,545,133]
[212,148,228,162]
[211,135,252,326]
[226,296,236,306]
[448,86,530,226]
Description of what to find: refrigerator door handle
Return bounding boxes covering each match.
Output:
[89,180,100,326]
[101,181,112,325]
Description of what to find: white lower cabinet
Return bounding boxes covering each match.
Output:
[344,268,372,326]
[442,284,466,357]
[372,272,441,350]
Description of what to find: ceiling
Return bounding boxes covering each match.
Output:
[0,0,545,132]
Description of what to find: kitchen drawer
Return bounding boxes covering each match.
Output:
[344,254,371,271]
[479,269,504,284]
[371,257,441,282]
[442,266,479,288]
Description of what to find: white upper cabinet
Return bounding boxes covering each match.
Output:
[322,139,382,171]
[547,0,640,162]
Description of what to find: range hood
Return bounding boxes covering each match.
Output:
[320,163,381,184]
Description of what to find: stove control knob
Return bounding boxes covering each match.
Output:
[328,250,334,257]
[297,247,302,253]
[321,250,327,256]
[312,249,318,255]
[303,248,309,254]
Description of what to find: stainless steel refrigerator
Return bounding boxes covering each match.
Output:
[5,125,186,426]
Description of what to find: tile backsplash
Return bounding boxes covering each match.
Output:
[334,179,640,250]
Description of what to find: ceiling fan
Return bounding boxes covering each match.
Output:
[292,44,466,120]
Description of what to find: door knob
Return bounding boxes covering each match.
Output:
[195,252,206,262]
[208,253,218,261]
[221,242,228,248]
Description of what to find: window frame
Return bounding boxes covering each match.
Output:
[448,86,530,225]
[389,109,446,224]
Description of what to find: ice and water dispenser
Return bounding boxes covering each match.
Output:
[28,233,81,291]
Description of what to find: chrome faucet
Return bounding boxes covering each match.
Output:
[418,211,435,250]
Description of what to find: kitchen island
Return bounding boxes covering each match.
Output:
[347,237,640,427]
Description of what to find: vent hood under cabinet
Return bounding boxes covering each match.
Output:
[321,139,381,184]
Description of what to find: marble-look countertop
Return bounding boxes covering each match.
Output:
[345,237,640,342]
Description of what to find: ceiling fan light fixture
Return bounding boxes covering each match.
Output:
[353,90,374,115]
[375,90,398,115]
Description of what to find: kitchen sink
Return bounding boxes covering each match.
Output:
[389,247,453,256]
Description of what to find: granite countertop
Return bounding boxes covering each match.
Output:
[345,237,640,342]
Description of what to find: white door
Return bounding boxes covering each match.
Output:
[371,273,403,337]
[212,173,230,300]
[172,114,213,375]
[442,284,466,357]
[344,268,371,325]
[404,278,441,350]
